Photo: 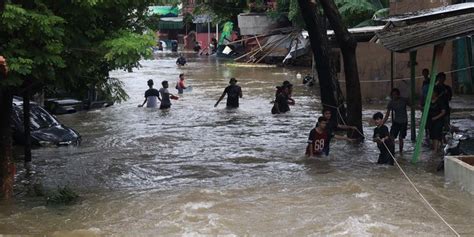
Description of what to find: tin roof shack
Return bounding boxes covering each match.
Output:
[372,2,474,163]
[149,6,185,47]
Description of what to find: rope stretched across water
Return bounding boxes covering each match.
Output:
[320,102,459,235]
[322,103,365,138]
[381,141,460,237]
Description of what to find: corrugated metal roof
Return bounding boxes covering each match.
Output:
[377,3,474,23]
[374,3,474,52]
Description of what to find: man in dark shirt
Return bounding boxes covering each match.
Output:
[383,88,409,153]
[272,85,290,114]
[139,79,160,108]
[319,108,357,155]
[420,68,430,107]
[428,90,447,153]
[176,55,186,66]
[215,78,242,108]
[434,72,452,126]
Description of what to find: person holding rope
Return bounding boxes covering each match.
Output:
[319,108,358,155]
[306,116,354,157]
[383,88,409,154]
[373,112,395,165]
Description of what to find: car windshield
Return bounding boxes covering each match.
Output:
[15,106,59,130]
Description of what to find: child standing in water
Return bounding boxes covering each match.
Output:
[158,81,177,110]
[373,112,395,165]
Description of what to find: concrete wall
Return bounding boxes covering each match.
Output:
[445,156,474,195]
[335,41,453,100]
[238,13,279,36]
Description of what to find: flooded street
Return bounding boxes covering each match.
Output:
[1,53,473,236]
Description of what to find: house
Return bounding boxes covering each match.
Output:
[335,0,474,100]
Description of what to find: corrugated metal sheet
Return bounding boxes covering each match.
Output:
[375,12,474,52]
[374,3,474,52]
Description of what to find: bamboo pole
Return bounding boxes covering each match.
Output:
[234,43,266,61]
[256,36,263,51]
[412,44,445,163]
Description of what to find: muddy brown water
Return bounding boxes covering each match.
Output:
[1,53,473,236]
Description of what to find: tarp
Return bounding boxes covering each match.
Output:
[149,6,180,17]
[158,16,184,30]
[283,33,309,63]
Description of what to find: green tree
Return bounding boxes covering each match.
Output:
[0,3,65,198]
[0,0,157,198]
[335,0,389,27]
[192,0,248,25]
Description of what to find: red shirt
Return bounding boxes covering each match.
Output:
[178,80,185,89]
[306,128,328,155]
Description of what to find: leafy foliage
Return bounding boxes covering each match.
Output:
[335,0,388,27]
[0,4,65,87]
[192,0,247,25]
[1,0,158,102]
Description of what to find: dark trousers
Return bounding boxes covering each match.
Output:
[377,142,395,165]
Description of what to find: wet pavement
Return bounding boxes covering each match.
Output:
[0,53,473,236]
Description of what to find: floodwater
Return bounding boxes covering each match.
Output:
[1,53,473,236]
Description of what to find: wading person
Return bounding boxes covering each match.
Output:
[176,73,187,94]
[428,90,447,153]
[320,108,357,155]
[138,79,160,108]
[176,54,186,66]
[214,78,242,109]
[272,85,290,114]
[383,88,409,153]
[306,116,354,157]
[373,112,395,165]
[420,68,430,107]
[434,72,452,129]
[158,81,177,110]
[282,81,295,105]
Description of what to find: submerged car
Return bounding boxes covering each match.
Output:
[11,97,81,146]
[44,98,83,115]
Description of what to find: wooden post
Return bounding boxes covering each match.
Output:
[467,36,474,91]
[216,23,219,42]
[412,44,445,163]
[207,21,210,51]
[23,79,32,163]
[390,51,394,90]
[390,51,395,124]
[410,51,417,141]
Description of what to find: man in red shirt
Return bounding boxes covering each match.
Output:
[306,116,354,157]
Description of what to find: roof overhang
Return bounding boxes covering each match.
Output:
[328,25,384,43]
[373,3,474,52]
